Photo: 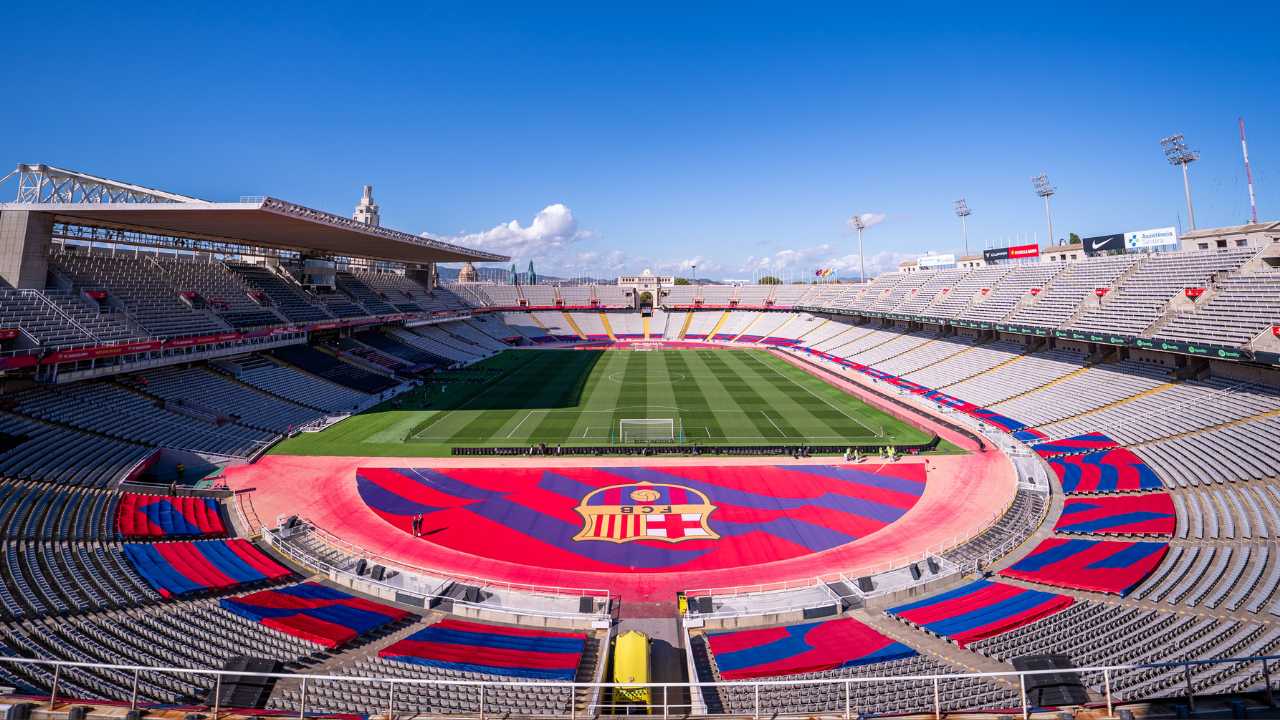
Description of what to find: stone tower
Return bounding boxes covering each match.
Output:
[353,184,380,226]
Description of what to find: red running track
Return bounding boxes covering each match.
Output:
[226,450,1014,603]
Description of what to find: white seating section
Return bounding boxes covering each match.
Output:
[222,354,371,414]
[958,264,1062,323]
[11,381,274,457]
[1067,248,1256,336]
[53,252,230,337]
[0,289,138,348]
[1008,254,1137,328]
[1042,377,1280,444]
[1156,270,1280,346]
[137,366,322,433]
[989,360,1169,426]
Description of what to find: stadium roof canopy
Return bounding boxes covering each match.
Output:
[0,164,507,264]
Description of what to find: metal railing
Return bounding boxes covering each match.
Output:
[264,521,610,621]
[3,653,1278,719]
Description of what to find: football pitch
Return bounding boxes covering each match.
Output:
[270,349,938,456]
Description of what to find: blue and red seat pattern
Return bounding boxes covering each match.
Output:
[219,582,410,648]
[123,539,292,598]
[1055,494,1176,536]
[705,617,916,680]
[379,619,586,680]
[1000,538,1168,595]
[1040,447,1163,493]
[1032,433,1119,457]
[356,464,925,573]
[887,580,1072,647]
[116,493,225,538]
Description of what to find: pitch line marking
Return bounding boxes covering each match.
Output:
[413,433,877,442]
[747,353,885,438]
[506,411,537,438]
[761,411,788,438]
[410,351,546,438]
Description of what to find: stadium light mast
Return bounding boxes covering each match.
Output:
[953,199,972,256]
[1160,133,1199,230]
[850,214,867,284]
[1240,118,1259,225]
[1031,173,1056,244]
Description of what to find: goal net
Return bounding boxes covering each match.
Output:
[618,418,677,444]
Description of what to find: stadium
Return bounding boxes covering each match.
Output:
[0,160,1275,720]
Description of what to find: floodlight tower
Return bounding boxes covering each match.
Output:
[850,214,867,284]
[953,199,972,255]
[1031,173,1056,244]
[1240,118,1259,225]
[1160,133,1199,230]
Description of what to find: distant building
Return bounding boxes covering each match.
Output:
[1180,222,1279,251]
[1042,242,1085,262]
[618,269,674,292]
[457,261,478,283]
[353,184,380,226]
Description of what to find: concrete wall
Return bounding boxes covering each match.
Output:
[0,210,52,288]
[408,263,435,291]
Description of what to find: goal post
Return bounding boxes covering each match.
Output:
[618,418,680,444]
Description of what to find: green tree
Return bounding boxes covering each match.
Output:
[673,277,691,285]
[1068,233,1081,245]
[758,275,782,285]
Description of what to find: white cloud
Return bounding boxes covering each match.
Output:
[427,203,591,261]
[433,206,908,281]
[737,243,911,279]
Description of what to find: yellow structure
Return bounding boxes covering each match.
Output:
[612,630,651,709]
[677,311,694,339]
[561,311,588,339]
[599,312,618,341]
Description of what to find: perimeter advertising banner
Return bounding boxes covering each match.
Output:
[917,253,956,269]
[1082,233,1124,255]
[983,243,1040,262]
[1125,227,1179,250]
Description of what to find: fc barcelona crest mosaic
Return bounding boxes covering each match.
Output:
[355,464,925,573]
[572,482,719,543]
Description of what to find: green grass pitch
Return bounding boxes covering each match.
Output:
[270,349,940,457]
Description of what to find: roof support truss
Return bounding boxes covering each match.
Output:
[3,163,204,204]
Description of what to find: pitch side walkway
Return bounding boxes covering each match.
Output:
[225,450,1015,605]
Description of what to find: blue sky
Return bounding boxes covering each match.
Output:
[4,2,1277,279]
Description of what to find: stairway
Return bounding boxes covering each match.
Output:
[598,312,617,341]
[561,311,588,340]
[703,311,730,340]
[677,311,694,339]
